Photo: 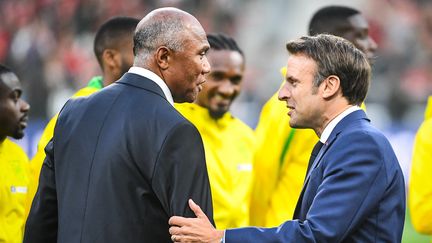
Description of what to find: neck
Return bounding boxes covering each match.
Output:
[314,100,353,137]
[102,74,115,87]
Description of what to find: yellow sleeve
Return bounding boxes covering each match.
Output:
[409,119,432,234]
[0,139,30,243]
[25,114,58,216]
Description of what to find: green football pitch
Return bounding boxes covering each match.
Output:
[402,209,430,243]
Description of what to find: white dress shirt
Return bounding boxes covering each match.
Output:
[128,66,174,106]
[320,105,361,143]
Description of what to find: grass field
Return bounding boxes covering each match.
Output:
[402,209,430,243]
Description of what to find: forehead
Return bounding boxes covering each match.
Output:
[207,50,244,69]
[286,54,317,78]
[346,14,369,32]
[0,72,21,95]
[182,23,209,50]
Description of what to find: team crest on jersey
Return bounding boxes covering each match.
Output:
[10,186,27,194]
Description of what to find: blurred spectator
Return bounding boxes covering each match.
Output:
[0,64,31,243]
[409,96,432,240]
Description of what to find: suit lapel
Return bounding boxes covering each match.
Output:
[293,110,370,219]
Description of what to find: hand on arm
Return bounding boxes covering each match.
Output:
[169,199,224,243]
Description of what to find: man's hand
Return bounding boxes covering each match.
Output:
[169,199,224,242]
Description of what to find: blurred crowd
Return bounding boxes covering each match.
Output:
[1,0,432,163]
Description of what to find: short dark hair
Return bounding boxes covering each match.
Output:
[94,16,139,68]
[308,6,360,36]
[286,34,371,105]
[207,33,244,57]
[0,64,16,95]
[0,64,13,77]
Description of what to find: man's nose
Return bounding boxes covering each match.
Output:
[218,80,236,97]
[20,99,30,113]
[202,56,211,74]
[278,82,290,101]
[368,36,378,54]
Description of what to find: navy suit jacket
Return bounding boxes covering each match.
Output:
[226,110,405,242]
[24,73,214,243]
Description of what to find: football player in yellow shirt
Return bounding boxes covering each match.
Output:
[250,5,377,227]
[409,95,432,241]
[0,64,31,243]
[26,16,139,213]
[176,33,255,229]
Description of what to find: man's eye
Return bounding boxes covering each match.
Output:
[10,91,20,102]
[211,73,224,81]
[231,77,242,84]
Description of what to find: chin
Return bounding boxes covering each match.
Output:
[12,131,25,140]
[289,121,299,129]
[209,109,226,119]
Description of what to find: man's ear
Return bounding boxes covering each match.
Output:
[322,75,341,99]
[102,49,119,70]
[156,46,170,70]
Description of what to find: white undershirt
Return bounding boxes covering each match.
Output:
[128,66,174,106]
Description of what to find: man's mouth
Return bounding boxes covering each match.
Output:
[19,116,28,128]
[213,94,231,107]
[197,80,206,92]
[287,105,294,116]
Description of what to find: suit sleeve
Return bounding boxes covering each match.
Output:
[152,121,215,225]
[23,140,58,243]
[226,132,404,242]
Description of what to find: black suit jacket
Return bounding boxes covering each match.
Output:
[24,73,214,243]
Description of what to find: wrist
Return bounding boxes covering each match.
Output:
[212,229,224,243]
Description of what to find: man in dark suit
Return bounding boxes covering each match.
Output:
[168,34,405,242]
[24,7,213,243]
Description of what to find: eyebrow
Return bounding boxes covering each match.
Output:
[11,88,22,97]
[285,76,299,83]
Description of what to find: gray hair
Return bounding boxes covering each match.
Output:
[133,14,186,65]
[286,34,371,106]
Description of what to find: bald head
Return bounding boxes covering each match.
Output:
[131,7,210,103]
[133,7,205,66]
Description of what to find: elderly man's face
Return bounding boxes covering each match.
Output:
[167,26,211,103]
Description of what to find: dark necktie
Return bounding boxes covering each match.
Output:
[305,141,324,179]
[293,141,324,219]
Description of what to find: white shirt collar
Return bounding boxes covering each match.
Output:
[127,66,174,106]
[320,105,361,143]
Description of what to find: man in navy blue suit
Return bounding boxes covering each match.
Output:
[168,34,405,242]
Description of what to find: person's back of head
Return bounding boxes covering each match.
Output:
[0,64,30,140]
[286,34,371,106]
[94,16,139,85]
[133,7,210,103]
